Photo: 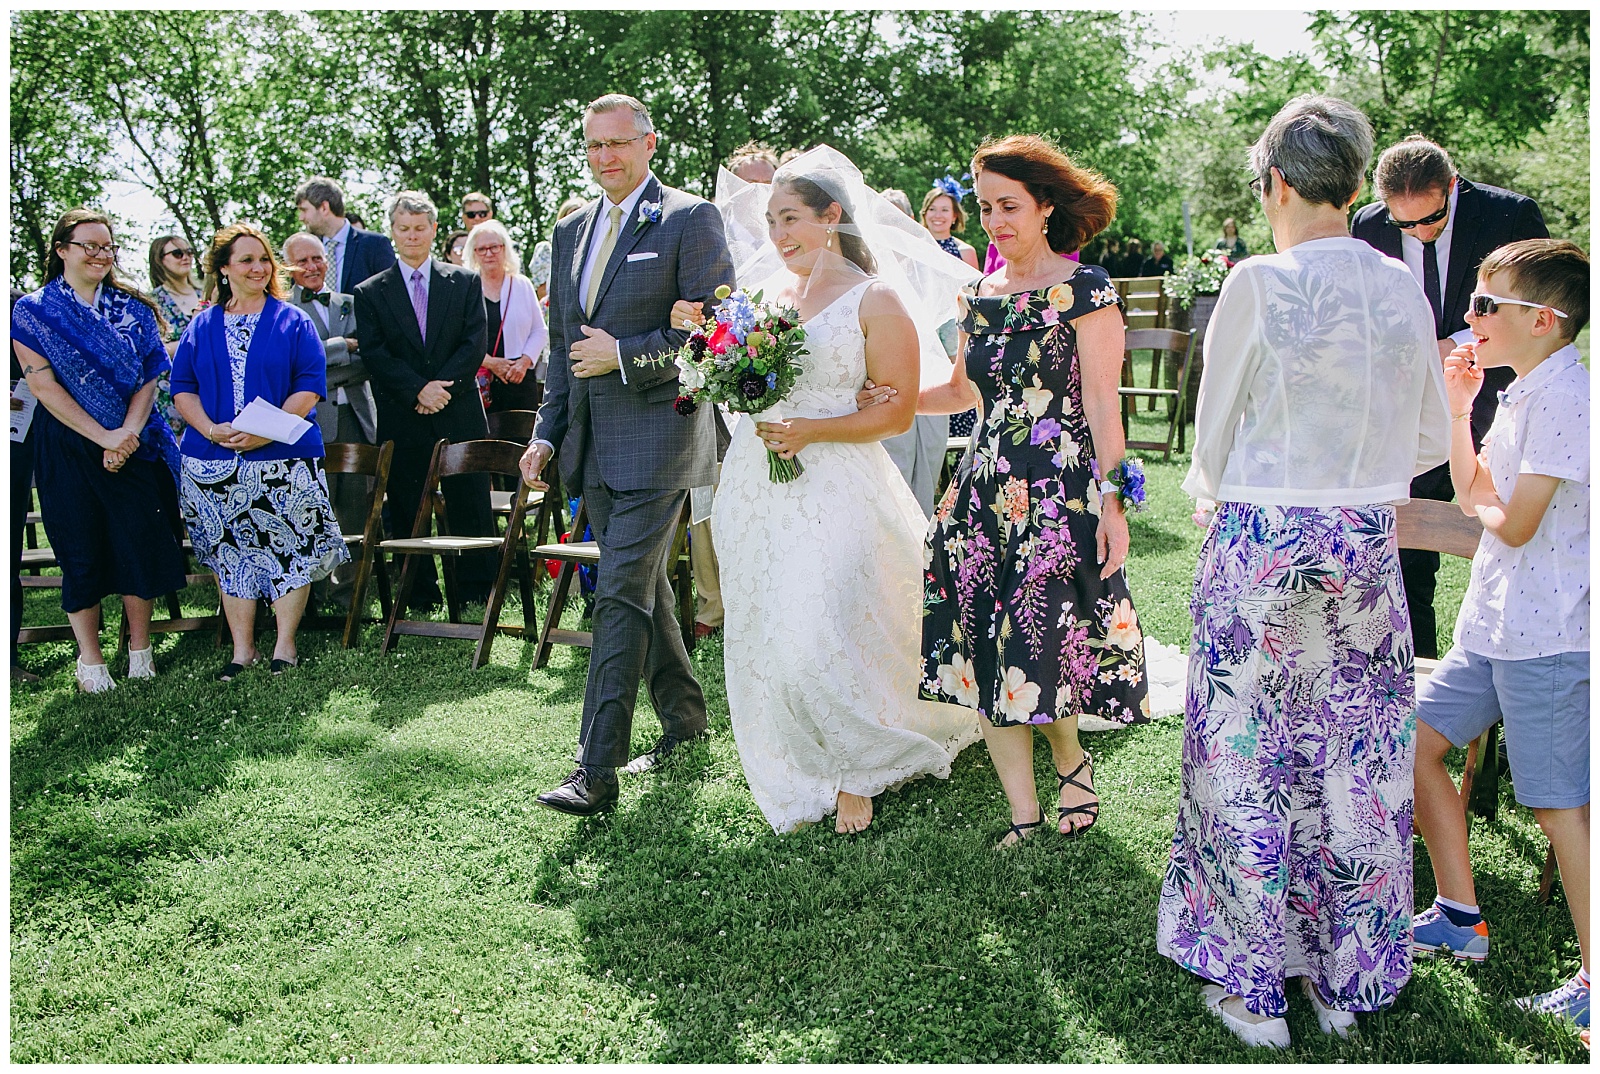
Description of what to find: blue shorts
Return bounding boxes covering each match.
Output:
[1417,646,1590,809]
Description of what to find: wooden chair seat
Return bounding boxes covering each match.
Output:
[490,488,546,515]
[1119,327,1197,461]
[381,438,543,668]
[20,547,56,569]
[530,539,600,564]
[380,535,506,555]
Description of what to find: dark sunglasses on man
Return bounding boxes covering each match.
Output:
[1384,203,1449,230]
[464,208,490,220]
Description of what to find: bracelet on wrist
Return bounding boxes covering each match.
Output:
[1452,411,1472,422]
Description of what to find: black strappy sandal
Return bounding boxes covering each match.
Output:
[998,807,1048,848]
[1057,751,1100,837]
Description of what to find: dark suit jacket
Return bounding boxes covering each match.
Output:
[353,258,487,443]
[534,174,736,492]
[338,224,399,295]
[1351,176,1548,446]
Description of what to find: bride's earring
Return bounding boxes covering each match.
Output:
[825,227,834,251]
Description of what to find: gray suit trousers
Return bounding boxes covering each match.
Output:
[577,481,707,768]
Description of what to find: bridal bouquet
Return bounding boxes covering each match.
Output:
[665,284,809,482]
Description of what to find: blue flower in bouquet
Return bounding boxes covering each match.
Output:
[717,291,759,343]
[765,371,777,390]
[635,200,662,233]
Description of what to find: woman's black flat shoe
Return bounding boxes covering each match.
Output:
[270,658,298,675]
[1057,751,1100,837]
[216,662,247,682]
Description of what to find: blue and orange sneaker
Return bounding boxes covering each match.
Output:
[1411,904,1490,962]
[1515,975,1590,1029]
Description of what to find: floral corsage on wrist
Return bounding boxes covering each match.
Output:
[1093,458,1148,512]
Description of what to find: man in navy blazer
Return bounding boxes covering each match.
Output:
[355,190,495,609]
[296,176,399,295]
[1351,135,1548,657]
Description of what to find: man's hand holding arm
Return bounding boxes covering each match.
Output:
[614,200,735,392]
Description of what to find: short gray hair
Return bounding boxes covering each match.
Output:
[583,93,654,135]
[1249,94,1373,209]
[1373,136,1456,201]
[389,190,438,226]
[281,231,323,258]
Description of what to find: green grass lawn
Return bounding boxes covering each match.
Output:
[9,415,1584,1062]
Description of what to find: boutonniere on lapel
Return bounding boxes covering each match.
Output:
[635,200,663,234]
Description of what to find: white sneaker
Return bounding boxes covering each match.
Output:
[1299,977,1358,1037]
[75,658,115,694]
[127,646,156,679]
[1201,984,1290,1049]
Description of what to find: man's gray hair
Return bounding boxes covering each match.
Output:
[1249,94,1373,209]
[281,231,323,257]
[584,93,654,135]
[1372,136,1456,201]
[389,190,438,226]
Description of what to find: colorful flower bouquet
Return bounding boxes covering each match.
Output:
[1161,249,1232,310]
[663,284,808,482]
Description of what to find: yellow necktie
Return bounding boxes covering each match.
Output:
[585,204,623,316]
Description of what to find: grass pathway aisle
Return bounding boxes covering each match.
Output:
[9,450,1583,1062]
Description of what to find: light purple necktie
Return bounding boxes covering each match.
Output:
[410,267,428,340]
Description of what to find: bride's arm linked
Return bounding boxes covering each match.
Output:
[756,282,918,460]
[856,329,979,416]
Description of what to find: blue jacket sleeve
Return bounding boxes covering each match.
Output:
[169,314,202,397]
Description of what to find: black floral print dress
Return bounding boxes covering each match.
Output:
[919,266,1151,727]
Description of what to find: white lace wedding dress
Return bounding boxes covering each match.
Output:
[712,278,983,834]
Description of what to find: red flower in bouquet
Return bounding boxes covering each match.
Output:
[706,321,737,355]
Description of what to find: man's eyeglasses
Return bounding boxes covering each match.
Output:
[1249,175,1265,197]
[464,208,490,220]
[1385,203,1449,230]
[163,247,194,260]
[65,241,119,258]
[1469,292,1569,319]
[585,134,648,154]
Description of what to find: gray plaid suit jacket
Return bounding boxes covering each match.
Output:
[534,175,736,492]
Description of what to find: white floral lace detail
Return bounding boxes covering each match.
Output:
[712,278,982,833]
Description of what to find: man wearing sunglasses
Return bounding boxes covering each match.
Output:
[461,192,494,232]
[1351,136,1548,660]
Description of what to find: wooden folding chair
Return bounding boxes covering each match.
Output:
[529,494,695,670]
[1398,498,1561,903]
[483,409,566,547]
[379,439,539,669]
[1118,328,1196,460]
[296,440,396,649]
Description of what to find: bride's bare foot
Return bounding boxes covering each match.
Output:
[835,791,873,834]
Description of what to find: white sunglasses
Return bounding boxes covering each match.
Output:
[1470,292,1568,319]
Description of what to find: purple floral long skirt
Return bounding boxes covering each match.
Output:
[1155,502,1416,1017]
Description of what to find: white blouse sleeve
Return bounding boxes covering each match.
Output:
[1412,336,1452,476]
[1181,266,1262,502]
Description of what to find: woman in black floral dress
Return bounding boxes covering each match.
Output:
[913,135,1150,845]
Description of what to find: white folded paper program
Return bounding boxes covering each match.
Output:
[231,396,313,445]
[10,379,38,443]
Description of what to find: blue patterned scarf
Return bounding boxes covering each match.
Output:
[12,276,181,476]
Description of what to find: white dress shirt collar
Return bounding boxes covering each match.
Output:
[1398,177,1460,297]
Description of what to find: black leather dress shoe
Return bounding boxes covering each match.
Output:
[622,730,709,776]
[536,767,618,816]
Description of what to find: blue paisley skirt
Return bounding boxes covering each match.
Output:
[179,456,350,602]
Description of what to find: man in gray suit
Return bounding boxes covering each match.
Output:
[521,93,735,815]
[284,231,378,609]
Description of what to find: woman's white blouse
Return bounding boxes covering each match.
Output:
[1183,237,1451,507]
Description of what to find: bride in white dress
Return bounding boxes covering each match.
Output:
[677,147,982,835]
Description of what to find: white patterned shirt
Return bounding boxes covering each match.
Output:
[1456,344,1590,658]
[1184,237,1452,507]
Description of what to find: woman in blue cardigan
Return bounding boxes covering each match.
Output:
[171,223,348,679]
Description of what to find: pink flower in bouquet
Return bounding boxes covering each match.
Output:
[706,321,737,355]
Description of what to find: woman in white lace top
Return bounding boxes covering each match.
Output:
[1157,95,1450,1049]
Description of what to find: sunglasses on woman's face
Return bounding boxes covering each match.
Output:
[164,247,194,259]
[1469,292,1569,319]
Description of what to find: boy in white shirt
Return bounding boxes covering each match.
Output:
[1410,238,1590,1028]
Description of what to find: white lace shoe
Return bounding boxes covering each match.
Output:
[127,646,156,680]
[75,658,115,694]
[1300,977,1357,1037]
[1201,984,1290,1049]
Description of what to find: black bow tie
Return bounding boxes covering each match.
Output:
[302,290,331,306]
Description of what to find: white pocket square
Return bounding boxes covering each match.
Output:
[626,251,659,262]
